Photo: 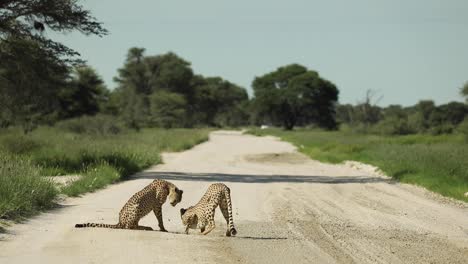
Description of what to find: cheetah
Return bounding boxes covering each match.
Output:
[180,183,237,236]
[75,179,183,231]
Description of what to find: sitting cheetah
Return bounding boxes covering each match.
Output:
[75,179,183,231]
[180,183,237,236]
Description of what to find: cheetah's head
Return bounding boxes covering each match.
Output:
[169,187,183,207]
[180,207,197,228]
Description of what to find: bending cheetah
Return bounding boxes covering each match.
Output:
[75,179,183,231]
[180,183,237,236]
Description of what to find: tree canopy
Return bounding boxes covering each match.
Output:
[0,38,69,131]
[0,0,107,131]
[111,48,249,129]
[0,0,107,62]
[59,66,109,119]
[252,64,339,130]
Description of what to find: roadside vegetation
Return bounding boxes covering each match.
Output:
[0,123,209,223]
[248,128,468,202]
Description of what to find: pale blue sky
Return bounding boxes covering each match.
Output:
[52,0,468,106]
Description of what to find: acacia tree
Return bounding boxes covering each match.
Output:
[0,38,69,132]
[252,64,339,130]
[145,52,194,96]
[149,91,187,128]
[192,77,248,126]
[0,0,107,130]
[112,49,196,128]
[0,0,107,62]
[59,66,109,118]
[113,48,151,129]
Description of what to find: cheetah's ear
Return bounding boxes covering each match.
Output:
[180,208,186,215]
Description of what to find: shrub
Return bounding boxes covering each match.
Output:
[0,153,57,219]
[428,123,455,135]
[0,134,44,154]
[457,117,468,142]
[372,117,414,135]
[56,115,124,135]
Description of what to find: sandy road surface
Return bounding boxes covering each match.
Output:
[1,131,467,263]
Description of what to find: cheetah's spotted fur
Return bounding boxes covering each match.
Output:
[75,179,183,231]
[180,183,237,236]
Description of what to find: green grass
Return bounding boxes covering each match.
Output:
[0,127,210,223]
[248,128,468,202]
[0,153,58,219]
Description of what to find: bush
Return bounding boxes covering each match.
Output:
[56,115,124,135]
[372,117,414,135]
[149,91,187,128]
[428,123,455,135]
[457,117,468,142]
[0,134,44,154]
[0,153,58,219]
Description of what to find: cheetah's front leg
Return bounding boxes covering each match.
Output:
[153,207,167,232]
[202,220,215,235]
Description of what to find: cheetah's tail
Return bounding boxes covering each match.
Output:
[75,223,120,229]
[224,186,237,236]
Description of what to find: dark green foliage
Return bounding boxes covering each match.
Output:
[145,52,194,95]
[59,66,109,118]
[149,91,187,128]
[372,116,414,135]
[430,102,467,126]
[336,90,383,132]
[112,49,196,128]
[0,0,107,63]
[192,77,249,127]
[0,135,44,155]
[56,115,124,135]
[214,101,251,127]
[337,99,467,135]
[111,48,249,129]
[0,0,106,131]
[402,101,435,133]
[0,38,69,132]
[252,64,339,130]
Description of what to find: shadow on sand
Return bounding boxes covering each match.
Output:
[133,171,392,185]
[233,235,288,240]
[162,231,287,240]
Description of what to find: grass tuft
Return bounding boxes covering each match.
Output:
[0,154,58,220]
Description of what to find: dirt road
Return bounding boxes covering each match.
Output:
[1,131,467,263]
